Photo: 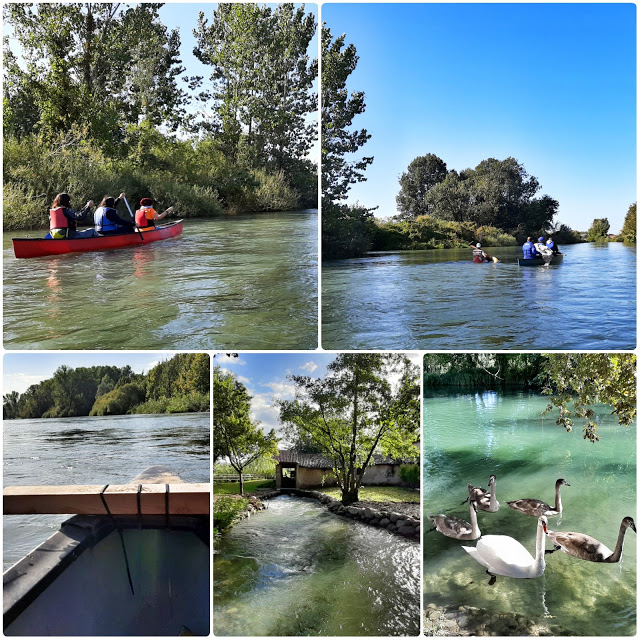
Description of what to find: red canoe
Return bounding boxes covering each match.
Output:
[12,220,183,259]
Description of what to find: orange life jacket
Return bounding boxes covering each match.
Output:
[135,206,157,228]
[49,207,69,230]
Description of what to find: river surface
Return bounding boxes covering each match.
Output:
[322,242,636,349]
[214,495,420,636]
[4,212,317,349]
[3,412,210,571]
[423,391,636,636]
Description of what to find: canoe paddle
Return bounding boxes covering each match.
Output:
[122,195,144,243]
[469,243,499,263]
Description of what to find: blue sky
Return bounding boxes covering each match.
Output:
[4,353,181,394]
[214,352,421,440]
[322,3,636,232]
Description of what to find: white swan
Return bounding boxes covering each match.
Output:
[467,474,499,512]
[429,500,481,540]
[507,478,569,517]
[463,516,548,581]
[546,517,636,563]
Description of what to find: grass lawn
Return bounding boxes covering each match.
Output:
[213,479,275,495]
[322,486,419,503]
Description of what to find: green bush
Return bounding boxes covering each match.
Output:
[90,382,146,416]
[165,392,210,413]
[213,496,249,531]
[399,464,420,488]
[129,397,170,414]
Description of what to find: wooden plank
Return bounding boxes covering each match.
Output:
[3,484,210,515]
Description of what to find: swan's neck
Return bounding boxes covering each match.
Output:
[489,481,498,509]
[470,503,480,537]
[607,521,630,563]
[532,521,546,574]
[553,483,563,513]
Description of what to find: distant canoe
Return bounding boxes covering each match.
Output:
[518,254,564,267]
[12,220,183,259]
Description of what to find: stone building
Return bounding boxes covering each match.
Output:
[274,449,413,490]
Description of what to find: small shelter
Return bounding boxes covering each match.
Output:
[274,449,411,490]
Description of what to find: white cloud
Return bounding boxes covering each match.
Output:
[259,380,296,398]
[300,361,318,373]
[4,373,47,394]
[214,354,246,365]
[237,375,250,384]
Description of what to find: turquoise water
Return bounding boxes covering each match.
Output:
[323,242,636,350]
[214,495,420,636]
[423,391,636,635]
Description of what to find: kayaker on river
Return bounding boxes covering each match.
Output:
[472,243,491,263]
[94,193,136,236]
[135,198,174,230]
[49,193,98,239]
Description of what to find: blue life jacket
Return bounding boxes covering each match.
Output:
[546,240,556,251]
[522,241,536,259]
[94,207,119,232]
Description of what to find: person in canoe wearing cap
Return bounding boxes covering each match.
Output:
[546,236,561,255]
[534,236,553,257]
[134,198,174,231]
[472,242,492,263]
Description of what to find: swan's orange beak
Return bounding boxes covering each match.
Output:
[542,521,548,533]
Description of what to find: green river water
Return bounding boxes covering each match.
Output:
[323,242,636,350]
[214,495,420,636]
[3,211,317,349]
[423,391,636,636]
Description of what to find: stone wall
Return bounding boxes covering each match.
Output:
[279,488,420,541]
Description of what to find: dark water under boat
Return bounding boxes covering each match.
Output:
[322,242,636,350]
[4,212,317,349]
[214,495,420,636]
[423,392,636,636]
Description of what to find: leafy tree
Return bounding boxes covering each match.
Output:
[423,171,472,223]
[279,354,419,504]
[3,3,189,145]
[321,24,373,203]
[322,201,377,259]
[213,368,278,495]
[396,154,448,221]
[587,218,611,242]
[193,4,317,176]
[3,391,20,420]
[422,354,545,389]
[542,354,636,443]
[620,203,636,243]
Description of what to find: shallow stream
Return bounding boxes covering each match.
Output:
[214,495,420,636]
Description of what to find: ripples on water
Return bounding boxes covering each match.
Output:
[322,243,636,349]
[214,495,420,636]
[3,413,210,570]
[423,392,636,636]
[4,212,317,349]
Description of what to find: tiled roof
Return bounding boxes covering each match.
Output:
[274,449,407,468]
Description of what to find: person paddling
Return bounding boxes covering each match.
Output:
[471,243,495,263]
[49,193,98,239]
[135,198,174,230]
[546,236,560,255]
[94,193,136,236]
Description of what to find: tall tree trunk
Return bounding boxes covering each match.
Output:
[239,471,244,496]
[341,487,359,505]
